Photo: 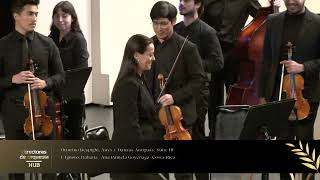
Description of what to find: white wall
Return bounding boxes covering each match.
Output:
[247,0,320,25]
[100,0,182,105]
[34,0,320,105]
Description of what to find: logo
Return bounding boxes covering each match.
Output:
[19,149,49,168]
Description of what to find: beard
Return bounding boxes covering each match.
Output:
[179,9,195,17]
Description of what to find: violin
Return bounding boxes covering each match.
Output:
[23,59,53,139]
[280,42,310,120]
[158,74,191,140]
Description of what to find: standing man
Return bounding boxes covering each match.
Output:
[0,0,64,179]
[175,0,223,143]
[0,0,64,140]
[259,0,320,179]
[202,0,261,89]
[146,1,206,179]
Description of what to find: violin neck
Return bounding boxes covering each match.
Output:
[164,106,174,126]
[31,89,41,117]
[289,73,297,98]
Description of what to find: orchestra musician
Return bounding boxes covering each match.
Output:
[145,1,206,180]
[0,0,64,140]
[201,0,281,139]
[174,0,223,141]
[0,0,64,179]
[111,34,163,180]
[49,0,89,140]
[174,0,223,178]
[259,0,320,179]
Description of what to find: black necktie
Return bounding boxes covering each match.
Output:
[21,37,29,70]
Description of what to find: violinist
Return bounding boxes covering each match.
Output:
[111,34,163,180]
[259,0,320,179]
[0,0,64,140]
[145,1,205,180]
[0,0,63,179]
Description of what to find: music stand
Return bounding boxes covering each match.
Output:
[62,67,92,100]
[239,98,295,140]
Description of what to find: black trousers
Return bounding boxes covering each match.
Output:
[192,79,210,180]
[209,42,235,140]
[192,79,209,140]
[1,97,56,140]
[63,98,85,140]
[280,102,319,180]
[208,73,224,139]
[287,102,319,140]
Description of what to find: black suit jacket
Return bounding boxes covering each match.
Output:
[174,19,224,74]
[146,33,206,126]
[112,75,163,141]
[202,0,261,44]
[259,9,320,102]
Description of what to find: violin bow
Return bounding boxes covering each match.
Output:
[156,35,189,102]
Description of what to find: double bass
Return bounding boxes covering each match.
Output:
[226,0,279,105]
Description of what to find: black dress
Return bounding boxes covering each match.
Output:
[111,75,164,180]
[49,30,89,140]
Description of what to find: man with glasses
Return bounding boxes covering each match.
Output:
[146,1,205,179]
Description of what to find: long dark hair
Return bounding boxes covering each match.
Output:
[50,1,81,33]
[111,34,153,100]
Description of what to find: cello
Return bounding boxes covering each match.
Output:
[226,0,279,105]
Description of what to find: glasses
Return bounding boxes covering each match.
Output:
[151,20,170,28]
